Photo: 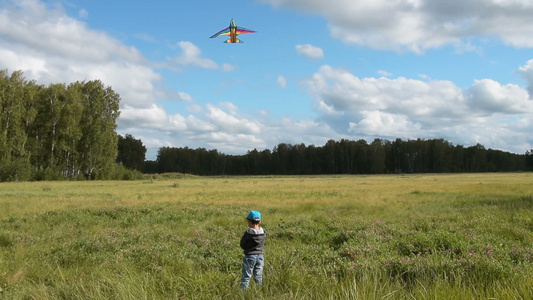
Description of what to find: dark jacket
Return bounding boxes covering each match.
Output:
[240,227,266,255]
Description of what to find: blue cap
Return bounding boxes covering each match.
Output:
[246,210,261,221]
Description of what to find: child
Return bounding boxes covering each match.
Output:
[240,210,266,290]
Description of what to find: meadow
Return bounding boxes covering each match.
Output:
[0,173,532,299]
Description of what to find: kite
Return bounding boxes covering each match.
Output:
[210,18,255,43]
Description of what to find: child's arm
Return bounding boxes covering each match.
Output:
[240,232,248,250]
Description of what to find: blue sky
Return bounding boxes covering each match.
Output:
[1,0,533,160]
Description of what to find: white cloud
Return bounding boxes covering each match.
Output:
[171,41,218,69]
[220,102,239,115]
[378,70,392,77]
[206,104,261,134]
[0,1,142,63]
[263,0,533,52]
[349,111,422,138]
[519,59,533,97]
[277,75,287,88]
[303,65,469,123]
[78,9,88,19]
[177,92,193,102]
[120,104,170,129]
[186,115,217,131]
[296,44,324,58]
[262,117,339,148]
[222,63,238,72]
[196,132,267,153]
[302,64,533,153]
[118,101,272,156]
[467,79,532,114]
[0,0,160,108]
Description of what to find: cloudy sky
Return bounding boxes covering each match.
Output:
[1,0,532,160]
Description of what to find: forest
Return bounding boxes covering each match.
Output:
[0,70,123,181]
[147,139,532,175]
[2,69,532,181]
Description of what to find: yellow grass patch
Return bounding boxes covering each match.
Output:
[1,173,531,219]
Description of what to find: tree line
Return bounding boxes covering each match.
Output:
[147,139,532,175]
[3,69,531,180]
[0,69,136,181]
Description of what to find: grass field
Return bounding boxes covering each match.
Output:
[1,173,532,299]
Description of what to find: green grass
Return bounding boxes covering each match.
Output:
[0,173,532,299]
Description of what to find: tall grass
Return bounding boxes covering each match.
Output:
[0,173,532,299]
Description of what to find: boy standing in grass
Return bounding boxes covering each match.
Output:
[240,210,266,290]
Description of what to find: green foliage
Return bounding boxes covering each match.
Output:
[0,70,35,181]
[0,160,32,181]
[0,233,12,247]
[526,149,533,170]
[77,80,120,179]
[32,167,64,181]
[117,134,146,172]
[111,164,145,180]
[0,70,121,181]
[153,139,527,175]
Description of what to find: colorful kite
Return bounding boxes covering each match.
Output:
[210,18,255,43]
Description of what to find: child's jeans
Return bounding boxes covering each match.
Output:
[240,254,264,290]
